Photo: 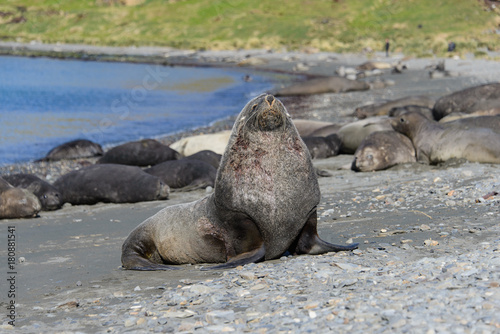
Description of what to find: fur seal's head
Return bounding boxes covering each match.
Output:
[237,94,290,133]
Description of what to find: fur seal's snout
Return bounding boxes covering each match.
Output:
[256,94,284,131]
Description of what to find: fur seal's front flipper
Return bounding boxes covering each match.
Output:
[290,210,359,255]
[201,243,266,271]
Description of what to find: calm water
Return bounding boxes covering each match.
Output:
[0,56,291,165]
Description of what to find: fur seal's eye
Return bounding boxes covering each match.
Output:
[400,118,405,123]
[43,195,48,199]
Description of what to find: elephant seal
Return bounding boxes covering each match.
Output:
[121,94,358,271]
[354,96,435,119]
[185,150,222,169]
[292,119,337,137]
[337,117,393,154]
[2,174,62,211]
[391,111,500,164]
[36,139,103,162]
[145,160,217,190]
[352,131,416,172]
[388,105,434,120]
[272,76,369,97]
[0,178,41,219]
[303,134,341,159]
[440,115,500,134]
[54,164,170,205]
[432,83,500,120]
[98,139,180,166]
[169,131,231,156]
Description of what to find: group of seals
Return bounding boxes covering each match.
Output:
[2,174,62,211]
[121,94,358,270]
[391,111,500,164]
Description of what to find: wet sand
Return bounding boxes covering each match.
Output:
[0,43,499,331]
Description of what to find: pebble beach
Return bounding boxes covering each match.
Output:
[0,42,499,333]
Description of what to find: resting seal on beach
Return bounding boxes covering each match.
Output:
[54,164,170,205]
[145,159,217,190]
[2,174,62,211]
[391,111,500,164]
[432,83,500,120]
[98,139,180,166]
[185,150,222,169]
[354,95,436,119]
[351,131,416,172]
[272,76,369,97]
[121,94,358,271]
[36,139,103,162]
[0,177,41,219]
[302,134,342,159]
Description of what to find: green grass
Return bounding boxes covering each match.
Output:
[0,0,498,56]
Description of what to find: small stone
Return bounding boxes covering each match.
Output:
[134,286,141,291]
[18,257,26,263]
[424,239,439,246]
[420,224,431,231]
[76,281,82,286]
[206,310,235,324]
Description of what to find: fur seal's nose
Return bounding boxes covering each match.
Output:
[265,95,275,107]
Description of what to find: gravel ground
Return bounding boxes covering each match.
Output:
[0,43,499,333]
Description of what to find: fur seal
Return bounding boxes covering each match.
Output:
[121,94,358,271]
[354,96,435,119]
[352,131,416,172]
[36,139,103,162]
[0,178,41,219]
[432,83,500,120]
[2,174,62,211]
[185,150,222,169]
[98,139,180,166]
[391,111,500,164]
[272,76,369,97]
[169,131,231,156]
[145,160,217,190]
[303,134,341,159]
[54,164,170,205]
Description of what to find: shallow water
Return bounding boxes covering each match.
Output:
[0,56,291,165]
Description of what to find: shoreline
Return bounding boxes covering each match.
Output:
[1,43,500,332]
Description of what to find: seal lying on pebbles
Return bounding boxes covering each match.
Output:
[292,119,337,137]
[145,160,217,190]
[391,111,500,164]
[36,139,103,162]
[2,174,62,211]
[169,131,232,156]
[351,131,416,172]
[440,115,500,134]
[337,117,393,154]
[432,83,500,120]
[354,96,435,119]
[121,94,358,271]
[272,76,369,97]
[302,134,341,159]
[54,164,169,205]
[98,139,180,166]
[185,150,222,169]
[388,105,434,120]
[0,178,41,219]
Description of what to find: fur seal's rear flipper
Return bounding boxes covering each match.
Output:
[290,210,359,255]
[201,243,266,271]
[121,237,180,271]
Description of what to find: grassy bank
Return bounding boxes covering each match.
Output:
[0,0,499,57]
